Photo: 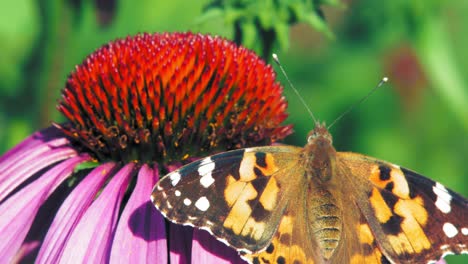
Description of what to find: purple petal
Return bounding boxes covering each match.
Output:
[0,156,89,263]
[0,140,77,201]
[163,162,194,264]
[169,224,193,264]
[11,241,41,264]
[191,229,244,264]
[0,127,72,176]
[0,126,67,164]
[109,164,167,263]
[36,162,116,263]
[58,163,135,263]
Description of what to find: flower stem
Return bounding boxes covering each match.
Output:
[414,15,468,131]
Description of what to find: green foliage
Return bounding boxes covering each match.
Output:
[200,0,341,59]
[0,2,466,261]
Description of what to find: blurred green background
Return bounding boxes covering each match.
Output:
[0,1,466,262]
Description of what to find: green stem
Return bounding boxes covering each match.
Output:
[414,16,468,131]
[36,0,72,127]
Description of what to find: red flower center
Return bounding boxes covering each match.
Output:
[57,32,292,164]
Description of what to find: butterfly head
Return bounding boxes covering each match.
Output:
[307,122,332,144]
[303,122,337,182]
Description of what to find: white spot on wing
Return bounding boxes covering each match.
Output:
[462,227,468,236]
[200,226,211,232]
[183,198,192,206]
[459,244,467,254]
[440,244,450,250]
[198,157,215,174]
[170,171,181,186]
[433,182,452,214]
[195,196,210,211]
[199,157,215,188]
[175,190,181,197]
[443,222,458,238]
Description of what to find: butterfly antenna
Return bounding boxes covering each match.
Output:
[272,54,317,123]
[327,77,388,129]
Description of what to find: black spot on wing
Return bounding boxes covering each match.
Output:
[382,215,403,235]
[379,189,399,210]
[250,176,269,194]
[248,176,271,221]
[277,256,286,264]
[253,256,260,264]
[384,182,394,192]
[379,165,391,181]
[254,167,265,178]
[210,149,245,180]
[266,243,274,253]
[248,200,270,222]
[255,152,267,168]
[362,243,374,256]
[368,187,402,241]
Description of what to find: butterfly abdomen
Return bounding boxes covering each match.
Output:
[307,187,343,260]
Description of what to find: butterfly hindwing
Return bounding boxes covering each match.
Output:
[338,152,467,263]
[347,211,392,264]
[151,146,303,253]
[241,186,319,264]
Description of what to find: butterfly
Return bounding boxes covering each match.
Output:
[151,122,467,264]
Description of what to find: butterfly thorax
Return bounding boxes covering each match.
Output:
[302,123,343,261]
[302,123,337,183]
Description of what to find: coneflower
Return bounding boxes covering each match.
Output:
[0,32,292,263]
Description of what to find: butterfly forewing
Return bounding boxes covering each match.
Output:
[151,146,303,252]
[338,152,468,263]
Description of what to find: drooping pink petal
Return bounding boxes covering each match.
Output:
[170,224,193,264]
[0,126,67,164]
[58,163,135,263]
[109,164,167,263]
[11,241,41,264]
[0,147,77,202]
[0,155,89,263]
[163,162,194,264]
[36,162,116,263]
[0,127,72,179]
[191,229,244,264]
